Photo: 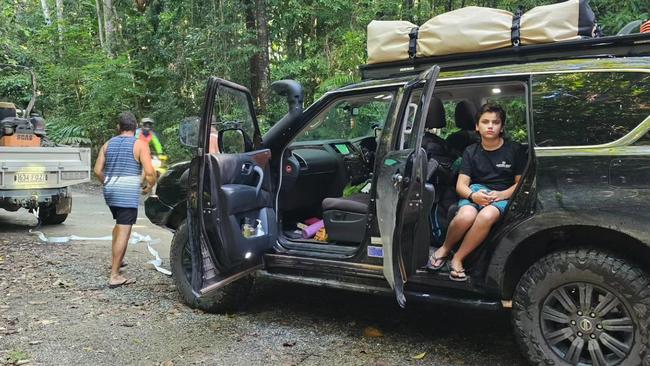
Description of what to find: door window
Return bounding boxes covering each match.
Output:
[212,86,257,153]
[295,92,394,142]
[532,72,650,147]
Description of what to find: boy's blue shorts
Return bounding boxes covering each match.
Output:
[458,184,509,214]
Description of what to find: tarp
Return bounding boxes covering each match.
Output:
[366,0,598,64]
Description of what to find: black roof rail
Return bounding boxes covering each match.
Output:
[359,33,650,80]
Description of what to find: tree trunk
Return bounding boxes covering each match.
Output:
[103,0,114,57]
[245,1,259,105]
[95,0,105,49]
[55,0,63,42]
[40,0,52,25]
[254,0,269,114]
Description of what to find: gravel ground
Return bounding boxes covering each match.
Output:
[0,184,528,366]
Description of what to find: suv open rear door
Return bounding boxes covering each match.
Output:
[375,66,440,307]
[187,77,277,296]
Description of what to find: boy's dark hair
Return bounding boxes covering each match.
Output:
[118,111,137,132]
[476,103,506,126]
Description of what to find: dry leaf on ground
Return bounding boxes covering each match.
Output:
[362,326,383,338]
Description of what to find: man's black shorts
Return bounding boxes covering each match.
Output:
[109,206,138,225]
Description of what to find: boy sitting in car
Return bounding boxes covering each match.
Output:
[427,103,525,281]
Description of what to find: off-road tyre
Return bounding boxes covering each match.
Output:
[38,204,68,225]
[513,248,650,365]
[170,221,254,313]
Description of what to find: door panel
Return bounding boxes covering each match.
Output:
[376,66,440,307]
[188,77,276,295]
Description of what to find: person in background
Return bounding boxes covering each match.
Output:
[94,112,157,288]
[209,121,220,154]
[427,103,525,281]
[135,117,163,155]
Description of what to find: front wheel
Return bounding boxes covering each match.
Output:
[170,221,253,313]
[513,249,650,365]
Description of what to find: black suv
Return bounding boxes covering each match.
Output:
[146,33,650,365]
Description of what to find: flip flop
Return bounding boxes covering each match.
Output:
[449,268,469,282]
[425,253,449,272]
[108,278,136,289]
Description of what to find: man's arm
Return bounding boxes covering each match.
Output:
[136,140,157,192]
[151,133,163,155]
[93,143,107,183]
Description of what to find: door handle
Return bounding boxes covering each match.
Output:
[392,173,403,187]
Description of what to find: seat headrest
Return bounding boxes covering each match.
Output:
[425,97,446,129]
[454,100,477,130]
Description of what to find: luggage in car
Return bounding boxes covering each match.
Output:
[366,0,597,64]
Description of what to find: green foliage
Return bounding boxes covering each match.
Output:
[0,0,646,163]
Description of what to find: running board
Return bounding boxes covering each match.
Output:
[259,270,504,310]
[199,264,263,295]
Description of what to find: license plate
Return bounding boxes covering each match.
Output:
[15,172,47,184]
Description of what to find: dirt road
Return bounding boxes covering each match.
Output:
[0,185,528,365]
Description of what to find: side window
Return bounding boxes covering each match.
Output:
[213,86,257,153]
[533,72,650,147]
[295,92,394,142]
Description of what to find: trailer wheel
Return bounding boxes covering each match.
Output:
[38,203,68,225]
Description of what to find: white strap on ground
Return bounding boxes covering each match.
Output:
[29,229,172,276]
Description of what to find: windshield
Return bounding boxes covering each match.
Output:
[295,92,394,142]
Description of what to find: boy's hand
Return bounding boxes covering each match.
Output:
[472,190,493,206]
[488,190,508,202]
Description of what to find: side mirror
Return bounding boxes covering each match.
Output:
[218,128,253,153]
[179,116,200,148]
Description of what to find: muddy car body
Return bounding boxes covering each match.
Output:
[147,34,650,365]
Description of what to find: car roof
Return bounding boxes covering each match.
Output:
[337,56,650,93]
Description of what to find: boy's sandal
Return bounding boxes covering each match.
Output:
[449,268,469,282]
[425,254,449,272]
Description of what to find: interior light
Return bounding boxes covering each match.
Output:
[492,88,502,94]
[382,95,393,100]
[374,94,384,99]
[244,252,252,259]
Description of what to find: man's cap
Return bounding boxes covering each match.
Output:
[0,102,16,109]
[141,117,154,125]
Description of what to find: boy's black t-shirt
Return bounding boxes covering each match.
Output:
[459,140,526,191]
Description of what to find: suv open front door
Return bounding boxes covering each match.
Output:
[187,77,277,296]
[376,66,440,307]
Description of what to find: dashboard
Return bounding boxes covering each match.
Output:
[279,137,375,211]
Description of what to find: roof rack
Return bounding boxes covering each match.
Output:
[359,33,650,80]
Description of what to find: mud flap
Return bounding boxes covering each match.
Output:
[55,195,72,214]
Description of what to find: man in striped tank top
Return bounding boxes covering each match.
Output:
[94,112,157,288]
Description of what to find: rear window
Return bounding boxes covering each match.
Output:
[532,72,650,147]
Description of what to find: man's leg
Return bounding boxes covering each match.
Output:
[110,224,132,284]
[431,205,478,265]
[450,205,501,273]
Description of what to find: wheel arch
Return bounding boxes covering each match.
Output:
[491,224,650,299]
[166,201,187,232]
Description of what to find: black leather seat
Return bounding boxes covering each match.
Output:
[322,193,370,243]
[446,100,480,156]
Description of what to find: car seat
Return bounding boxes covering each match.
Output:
[322,194,370,243]
[446,100,480,157]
